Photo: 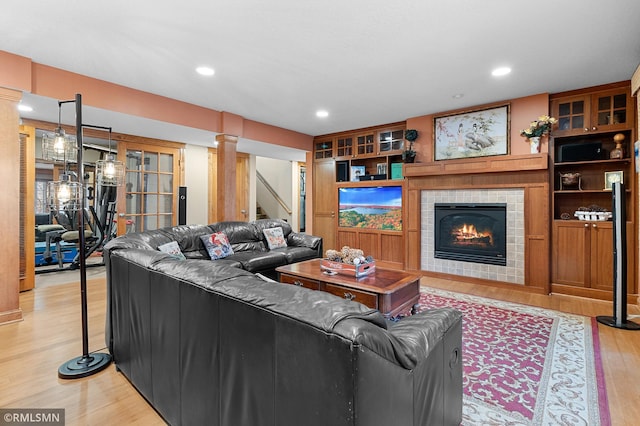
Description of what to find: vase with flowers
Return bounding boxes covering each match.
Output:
[403,129,418,163]
[520,115,557,153]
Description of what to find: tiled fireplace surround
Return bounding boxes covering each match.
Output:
[421,189,525,285]
[404,154,550,291]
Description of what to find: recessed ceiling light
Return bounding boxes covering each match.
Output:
[196,66,215,76]
[452,94,464,99]
[491,67,511,77]
[18,104,33,112]
[316,110,329,118]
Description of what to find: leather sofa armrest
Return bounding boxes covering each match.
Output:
[287,232,322,252]
[333,307,462,369]
[386,308,462,369]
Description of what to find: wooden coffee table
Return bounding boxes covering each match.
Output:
[276,259,421,319]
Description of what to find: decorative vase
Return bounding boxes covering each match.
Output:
[609,133,625,159]
[529,137,541,154]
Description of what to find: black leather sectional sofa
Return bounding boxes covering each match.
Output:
[103,219,463,426]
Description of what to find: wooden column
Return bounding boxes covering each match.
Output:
[215,134,238,222]
[0,87,23,324]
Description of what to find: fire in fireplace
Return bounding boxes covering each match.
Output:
[434,203,507,266]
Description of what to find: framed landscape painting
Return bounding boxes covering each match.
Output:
[434,104,510,161]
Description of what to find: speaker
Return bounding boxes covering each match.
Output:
[597,182,640,330]
[336,161,349,182]
[178,186,187,225]
[558,141,605,162]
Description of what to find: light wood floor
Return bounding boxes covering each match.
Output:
[1,275,639,425]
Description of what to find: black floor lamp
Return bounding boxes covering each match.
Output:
[48,93,123,379]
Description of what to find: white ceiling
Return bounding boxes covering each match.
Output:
[2,0,640,161]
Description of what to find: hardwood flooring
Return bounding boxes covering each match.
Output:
[1,275,639,425]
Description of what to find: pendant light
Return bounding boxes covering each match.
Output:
[41,102,76,162]
[95,129,125,187]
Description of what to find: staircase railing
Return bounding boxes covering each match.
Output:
[256,171,292,216]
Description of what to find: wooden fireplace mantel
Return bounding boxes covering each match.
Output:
[403,153,550,294]
[403,153,548,178]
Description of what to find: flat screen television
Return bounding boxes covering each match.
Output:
[338,185,402,231]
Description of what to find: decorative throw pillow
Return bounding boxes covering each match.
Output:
[158,241,186,260]
[200,232,234,260]
[263,227,287,250]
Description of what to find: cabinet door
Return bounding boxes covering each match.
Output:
[355,133,375,157]
[552,221,588,287]
[591,89,633,133]
[335,136,354,159]
[378,128,405,155]
[314,138,334,160]
[589,223,613,291]
[551,95,590,136]
[312,160,336,251]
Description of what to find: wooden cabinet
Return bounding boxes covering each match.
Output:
[313,124,406,183]
[377,127,405,155]
[314,138,334,160]
[355,132,376,157]
[552,221,611,290]
[552,221,634,292]
[549,81,636,300]
[312,160,336,252]
[551,85,633,137]
[335,135,354,159]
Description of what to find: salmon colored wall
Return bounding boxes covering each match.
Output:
[243,119,313,151]
[0,50,313,151]
[32,64,220,131]
[221,111,244,136]
[0,51,31,92]
[406,93,551,161]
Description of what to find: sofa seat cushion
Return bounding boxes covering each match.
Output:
[271,246,319,264]
[224,250,288,273]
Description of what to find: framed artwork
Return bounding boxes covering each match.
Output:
[434,104,510,161]
[376,163,387,175]
[604,170,623,190]
[350,165,365,182]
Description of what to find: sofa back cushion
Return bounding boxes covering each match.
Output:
[254,219,292,238]
[210,221,266,252]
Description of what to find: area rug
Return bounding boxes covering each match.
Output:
[415,287,611,426]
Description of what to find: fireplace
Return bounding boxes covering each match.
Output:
[434,203,507,266]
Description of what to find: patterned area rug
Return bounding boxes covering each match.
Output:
[416,287,610,426]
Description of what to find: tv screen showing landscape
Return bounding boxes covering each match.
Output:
[338,186,402,231]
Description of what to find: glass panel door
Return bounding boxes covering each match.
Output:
[118,142,180,234]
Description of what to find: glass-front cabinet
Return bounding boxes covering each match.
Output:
[378,128,405,154]
[551,85,633,137]
[356,132,375,157]
[314,138,334,160]
[336,136,354,158]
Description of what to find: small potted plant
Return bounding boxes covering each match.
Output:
[403,129,418,163]
[520,115,557,153]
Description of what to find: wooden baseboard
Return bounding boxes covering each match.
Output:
[551,283,639,305]
[0,308,23,325]
[421,270,548,294]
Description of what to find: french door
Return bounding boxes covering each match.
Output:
[117,142,182,235]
